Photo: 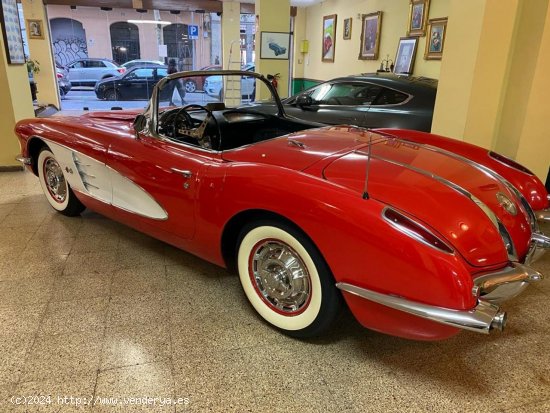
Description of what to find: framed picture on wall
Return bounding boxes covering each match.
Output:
[424,17,447,60]
[394,37,418,75]
[343,18,352,40]
[322,14,337,62]
[358,11,382,60]
[0,0,25,64]
[407,0,430,37]
[260,32,290,60]
[27,19,44,40]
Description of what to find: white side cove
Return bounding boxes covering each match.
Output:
[44,140,168,220]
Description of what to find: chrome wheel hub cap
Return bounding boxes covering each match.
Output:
[44,157,67,203]
[251,240,311,314]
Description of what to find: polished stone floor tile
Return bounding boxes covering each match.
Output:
[0,276,56,308]
[39,297,109,336]
[101,322,171,371]
[71,233,121,254]
[107,292,169,327]
[51,271,112,302]
[171,313,240,369]
[110,265,167,297]
[173,349,256,412]
[93,362,174,412]
[63,250,119,276]
[21,331,104,382]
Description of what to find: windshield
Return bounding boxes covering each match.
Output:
[137,70,292,152]
[158,70,275,109]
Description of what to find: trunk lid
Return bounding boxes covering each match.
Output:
[320,135,532,267]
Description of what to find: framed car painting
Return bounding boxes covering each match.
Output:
[394,37,418,75]
[322,14,337,62]
[424,17,447,60]
[260,32,290,60]
[343,18,352,40]
[358,11,382,60]
[407,0,430,37]
[0,0,25,64]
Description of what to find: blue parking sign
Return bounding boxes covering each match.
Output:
[188,25,199,40]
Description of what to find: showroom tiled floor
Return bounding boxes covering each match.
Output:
[1,170,550,412]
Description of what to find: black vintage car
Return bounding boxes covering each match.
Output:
[255,73,437,132]
[95,65,168,101]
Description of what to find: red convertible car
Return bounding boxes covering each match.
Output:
[15,70,550,341]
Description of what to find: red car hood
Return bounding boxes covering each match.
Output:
[225,127,531,268]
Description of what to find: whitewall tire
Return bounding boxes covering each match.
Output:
[37,148,85,216]
[237,221,342,337]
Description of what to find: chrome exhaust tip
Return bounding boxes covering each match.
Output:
[491,311,507,332]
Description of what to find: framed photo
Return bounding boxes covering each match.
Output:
[322,14,337,62]
[358,11,382,60]
[260,31,290,60]
[27,19,44,40]
[0,0,25,64]
[394,37,418,75]
[343,18,352,40]
[424,17,447,60]
[407,0,430,37]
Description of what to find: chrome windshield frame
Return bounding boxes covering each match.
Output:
[138,70,285,138]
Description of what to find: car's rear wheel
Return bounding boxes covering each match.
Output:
[184,79,197,93]
[104,89,119,101]
[237,221,342,338]
[37,148,85,217]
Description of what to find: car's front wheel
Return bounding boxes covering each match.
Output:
[184,79,197,93]
[237,221,342,338]
[104,89,119,101]
[37,148,85,216]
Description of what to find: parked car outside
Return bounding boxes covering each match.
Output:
[121,59,165,70]
[66,58,126,86]
[253,73,437,132]
[14,69,550,341]
[56,68,72,98]
[95,65,168,101]
[203,64,255,99]
[181,64,222,93]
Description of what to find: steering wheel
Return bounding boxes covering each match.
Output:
[172,104,221,150]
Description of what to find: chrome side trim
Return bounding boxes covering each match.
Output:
[336,282,506,334]
[473,262,543,303]
[15,156,32,165]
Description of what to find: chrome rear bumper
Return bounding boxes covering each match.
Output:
[525,232,550,265]
[336,263,543,335]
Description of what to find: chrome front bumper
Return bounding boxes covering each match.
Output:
[15,156,32,165]
[336,263,543,335]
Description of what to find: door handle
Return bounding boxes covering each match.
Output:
[170,168,192,178]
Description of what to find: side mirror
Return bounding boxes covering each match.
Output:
[296,94,313,108]
[133,114,147,138]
